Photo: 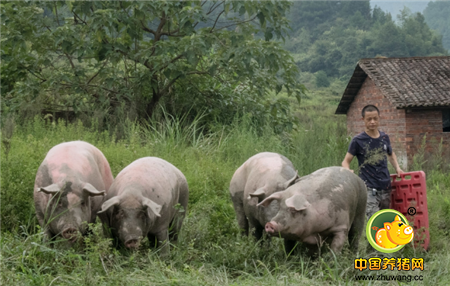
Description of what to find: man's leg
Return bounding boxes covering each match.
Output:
[379,189,392,210]
[366,188,379,219]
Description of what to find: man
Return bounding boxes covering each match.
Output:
[342,105,404,219]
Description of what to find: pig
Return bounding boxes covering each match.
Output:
[375,215,414,249]
[97,157,188,255]
[34,141,114,243]
[259,166,367,255]
[229,152,299,248]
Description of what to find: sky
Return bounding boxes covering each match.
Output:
[371,0,430,16]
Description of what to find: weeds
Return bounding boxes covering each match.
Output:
[1,113,450,285]
[1,113,15,159]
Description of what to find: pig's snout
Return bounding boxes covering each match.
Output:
[404,226,413,235]
[265,222,279,235]
[62,227,78,242]
[125,238,140,249]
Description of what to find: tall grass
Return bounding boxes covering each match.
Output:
[1,111,450,285]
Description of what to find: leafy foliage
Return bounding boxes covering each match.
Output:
[423,0,450,51]
[285,1,447,79]
[1,1,304,129]
[2,103,450,285]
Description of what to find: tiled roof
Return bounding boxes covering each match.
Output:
[335,56,450,114]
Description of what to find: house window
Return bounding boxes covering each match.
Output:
[444,109,450,132]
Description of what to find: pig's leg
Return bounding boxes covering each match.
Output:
[247,217,264,241]
[231,195,249,236]
[155,230,170,257]
[168,211,184,242]
[305,244,320,258]
[330,231,347,254]
[147,233,157,248]
[42,227,53,243]
[170,184,189,242]
[168,217,180,242]
[36,210,53,243]
[284,239,298,255]
[348,214,365,252]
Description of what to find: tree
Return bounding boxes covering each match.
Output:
[423,1,450,51]
[1,1,304,121]
[284,2,447,80]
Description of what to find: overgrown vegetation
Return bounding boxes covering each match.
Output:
[2,1,450,284]
[285,1,448,80]
[2,101,450,284]
[1,1,304,130]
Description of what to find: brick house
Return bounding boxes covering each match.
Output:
[335,56,450,169]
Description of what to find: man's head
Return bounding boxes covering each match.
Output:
[361,105,380,132]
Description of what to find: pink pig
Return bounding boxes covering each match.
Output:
[34,141,113,243]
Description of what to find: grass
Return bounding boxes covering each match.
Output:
[2,98,450,285]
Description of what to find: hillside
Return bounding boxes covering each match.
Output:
[285,0,448,86]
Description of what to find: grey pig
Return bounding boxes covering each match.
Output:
[98,157,188,255]
[259,166,367,255]
[230,152,298,249]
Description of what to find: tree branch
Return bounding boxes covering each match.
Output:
[160,70,209,95]
[206,1,225,15]
[64,52,76,70]
[72,11,87,25]
[22,66,47,83]
[216,15,258,31]
[210,10,224,33]
[155,11,167,41]
[86,60,109,85]
[140,20,185,41]
[186,71,209,76]
[54,3,60,26]
[160,75,182,96]
[140,20,157,35]
[156,55,184,73]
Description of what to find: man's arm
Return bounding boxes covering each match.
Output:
[342,152,354,172]
[387,152,404,176]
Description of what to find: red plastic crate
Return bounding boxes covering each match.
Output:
[390,171,430,250]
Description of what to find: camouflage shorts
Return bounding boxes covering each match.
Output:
[366,187,391,219]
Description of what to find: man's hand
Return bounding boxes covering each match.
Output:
[388,152,405,177]
[396,167,404,177]
[342,152,354,173]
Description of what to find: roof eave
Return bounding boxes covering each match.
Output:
[335,64,367,114]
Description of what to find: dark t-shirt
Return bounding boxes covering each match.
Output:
[348,131,392,190]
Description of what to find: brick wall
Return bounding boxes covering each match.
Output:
[405,109,450,165]
[346,77,408,167]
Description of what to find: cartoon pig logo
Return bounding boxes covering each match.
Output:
[375,215,414,249]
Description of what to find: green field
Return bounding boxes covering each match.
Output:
[2,94,450,285]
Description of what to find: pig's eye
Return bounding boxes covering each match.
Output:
[138,211,146,219]
[116,210,124,218]
[80,200,86,207]
[398,223,404,227]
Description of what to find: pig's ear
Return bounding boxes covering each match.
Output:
[248,187,266,201]
[394,215,401,222]
[38,184,60,194]
[285,194,310,212]
[143,198,162,218]
[98,197,120,214]
[258,193,282,207]
[83,183,105,197]
[282,171,299,189]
